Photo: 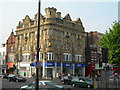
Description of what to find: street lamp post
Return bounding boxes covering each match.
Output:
[35,0,41,90]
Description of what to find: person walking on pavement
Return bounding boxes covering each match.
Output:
[58,73,61,79]
[50,74,53,80]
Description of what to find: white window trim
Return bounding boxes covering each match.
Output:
[63,53,68,61]
[46,52,54,61]
[63,53,72,61]
[75,55,82,62]
[68,54,72,61]
[22,53,30,61]
[22,53,30,55]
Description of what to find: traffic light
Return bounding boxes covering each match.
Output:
[102,48,108,63]
[106,65,109,71]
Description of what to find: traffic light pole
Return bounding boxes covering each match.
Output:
[102,47,108,90]
[35,0,41,90]
[105,62,108,90]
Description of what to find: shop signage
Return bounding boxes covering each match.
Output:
[6,62,14,68]
[30,62,36,67]
[30,62,42,67]
[75,64,85,67]
[45,62,55,67]
[57,63,61,67]
[95,64,101,69]
[63,63,72,67]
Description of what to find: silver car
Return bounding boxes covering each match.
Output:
[21,80,63,90]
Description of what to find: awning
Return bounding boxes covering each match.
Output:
[6,62,14,68]
[30,62,36,67]
[30,62,61,67]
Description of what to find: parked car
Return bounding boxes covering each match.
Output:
[0,74,8,79]
[0,74,4,78]
[61,76,73,84]
[21,80,63,90]
[21,84,59,90]
[3,74,8,79]
[7,74,26,82]
[71,77,94,88]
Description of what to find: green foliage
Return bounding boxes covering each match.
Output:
[99,21,120,65]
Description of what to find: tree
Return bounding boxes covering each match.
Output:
[99,21,120,65]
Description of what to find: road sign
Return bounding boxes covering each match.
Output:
[95,64,102,69]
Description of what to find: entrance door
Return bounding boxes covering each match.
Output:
[47,68,52,77]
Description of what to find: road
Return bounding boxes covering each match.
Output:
[1,78,93,90]
[1,77,120,90]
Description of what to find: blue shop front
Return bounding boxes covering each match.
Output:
[30,62,85,78]
[74,64,85,76]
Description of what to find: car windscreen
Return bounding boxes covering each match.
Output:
[71,77,79,81]
[63,76,68,79]
[44,82,56,87]
[8,74,16,77]
[84,78,92,82]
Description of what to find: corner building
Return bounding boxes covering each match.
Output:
[15,7,85,78]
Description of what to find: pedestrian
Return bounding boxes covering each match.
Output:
[32,73,34,78]
[58,73,61,79]
[78,74,80,77]
[24,72,26,77]
[32,73,35,79]
[50,74,53,80]
[95,74,97,81]
[40,73,42,78]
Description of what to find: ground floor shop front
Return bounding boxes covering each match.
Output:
[18,62,85,78]
[0,65,7,74]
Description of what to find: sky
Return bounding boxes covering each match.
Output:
[0,0,119,45]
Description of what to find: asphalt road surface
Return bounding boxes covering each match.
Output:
[1,77,120,90]
[1,78,93,90]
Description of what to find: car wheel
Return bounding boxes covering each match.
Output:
[87,85,91,88]
[16,79,19,82]
[72,84,76,87]
[61,81,64,84]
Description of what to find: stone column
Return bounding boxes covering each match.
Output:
[42,53,46,78]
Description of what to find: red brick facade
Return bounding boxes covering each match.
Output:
[6,31,16,67]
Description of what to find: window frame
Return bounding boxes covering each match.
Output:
[46,52,54,61]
